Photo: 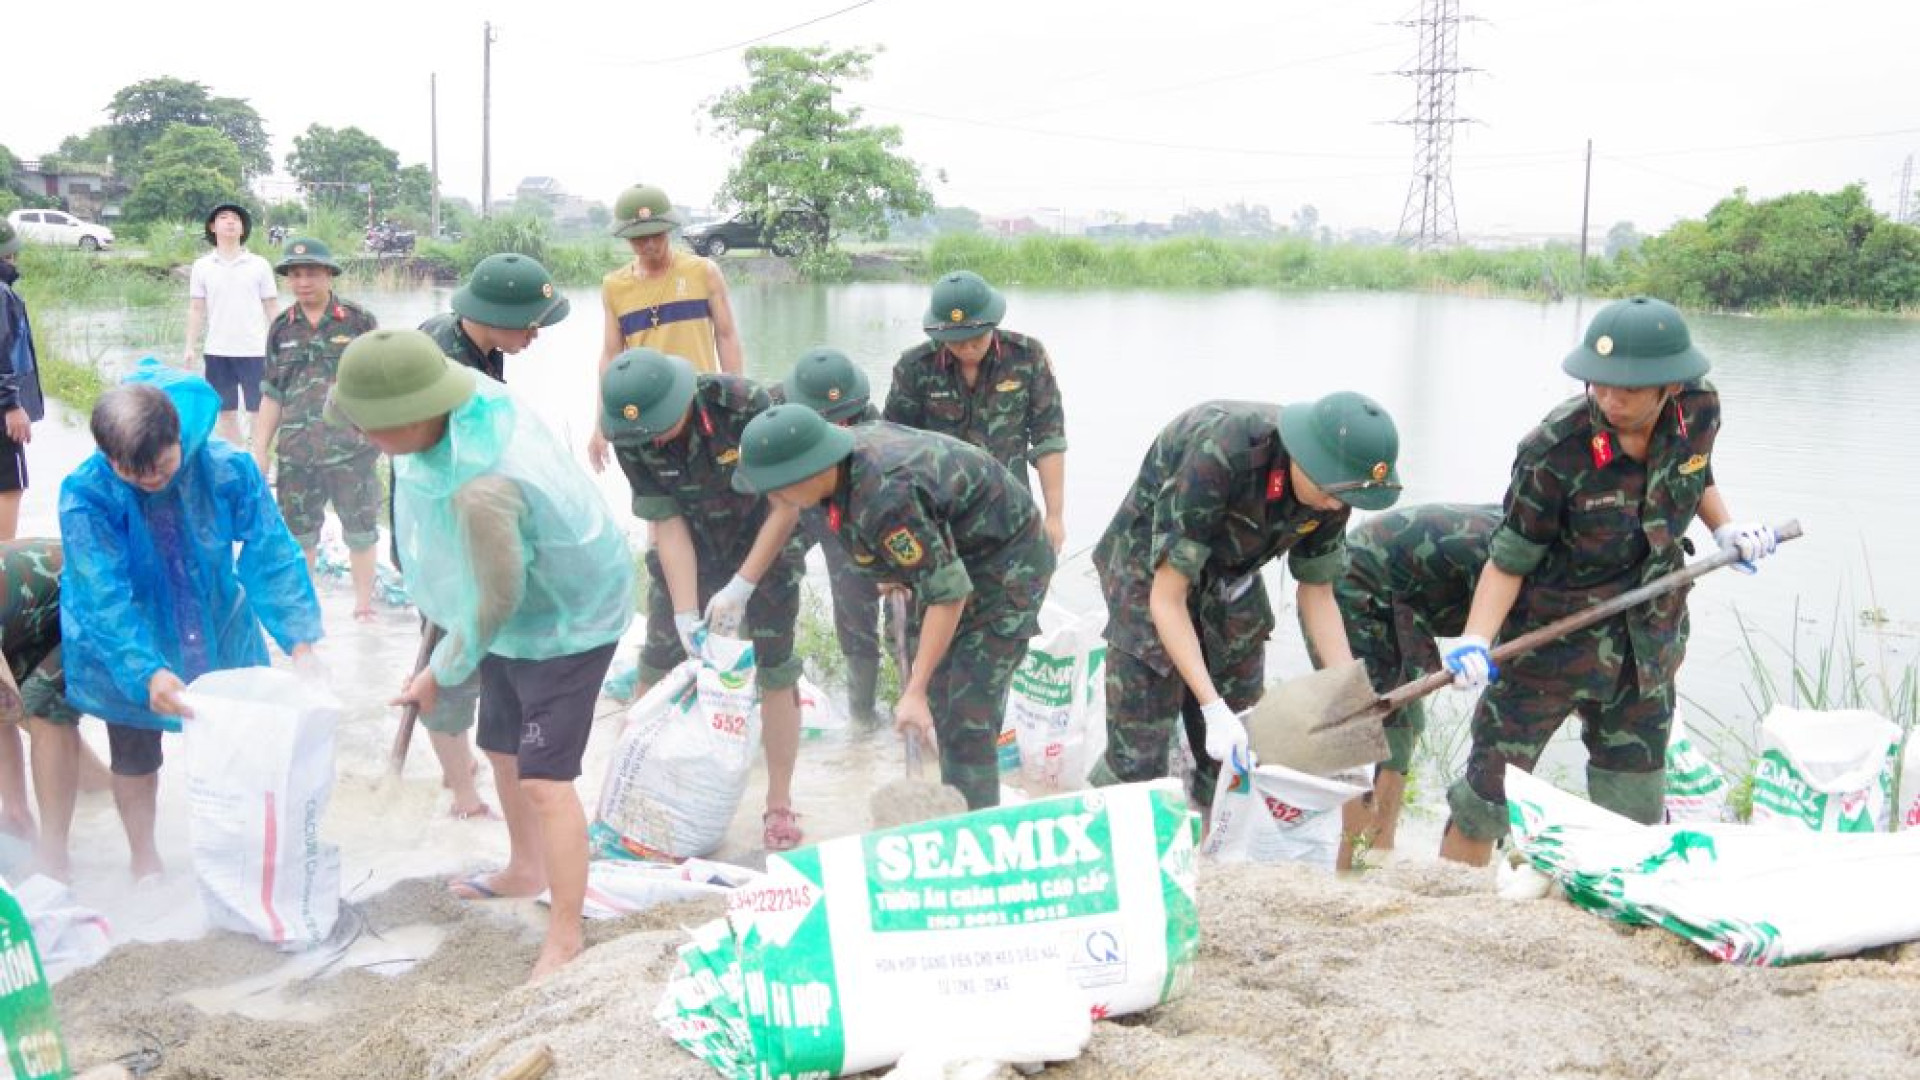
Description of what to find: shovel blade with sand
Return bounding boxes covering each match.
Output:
[869,592,970,830]
[1249,519,1804,775]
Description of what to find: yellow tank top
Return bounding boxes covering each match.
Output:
[601,249,722,373]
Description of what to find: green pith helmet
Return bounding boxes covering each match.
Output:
[601,348,697,441]
[328,329,477,431]
[610,184,679,239]
[452,253,571,330]
[922,270,1006,343]
[203,202,252,244]
[1277,390,1403,512]
[732,403,855,494]
[275,236,342,275]
[782,347,870,422]
[0,220,17,258]
[1562,296,1710,388]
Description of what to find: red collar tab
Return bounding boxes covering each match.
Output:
[698,404,715,438]
[1266,466,1287,502]
[827,503,842,533]
[1673,398,1689,438]
[332,303,346,322]
[1590,431,1616,469]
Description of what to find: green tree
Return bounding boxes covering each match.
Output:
[45,127,116,171]
[707,45,934,265]
[393,164,436,215]
[1604,221,1643,260]
[121,124,246,224]
[106,77,271,180]
[286,124,400,213]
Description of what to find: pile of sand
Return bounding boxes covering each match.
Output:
[55,854,1920,1079]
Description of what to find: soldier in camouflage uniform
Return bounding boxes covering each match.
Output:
[410,253,571,820]
[1089,392,1403,806]
[1311,503,1500,856]
[768,348,885,719]
[0,540,90,878]
[600,348,811,851]
[734,405,1053,810]
[256,237,381,619]
[884,271,1069,553]
[1439,297,1779,866]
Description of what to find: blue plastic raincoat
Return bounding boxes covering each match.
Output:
[395,379,632,684]
[60,359,322,732]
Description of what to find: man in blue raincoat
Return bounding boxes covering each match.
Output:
[59,359,322,880]
[332,329,632,985]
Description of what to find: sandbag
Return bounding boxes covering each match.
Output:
[1202,761,1370,869]
[0,884,66,1079]
[657,780,1200,1079]
[564,859,762,920]
[1663,713,1732,824]
[1749,706,1900,833]
[592,633,760,861]
[797,676,846,737]
[1508,765,1920,965]
[998,606,1107,795]
[1899,730,1920,832]
[181,666,342,948]
[7,876,110,984]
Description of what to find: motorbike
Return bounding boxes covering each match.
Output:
[364,221,417,256]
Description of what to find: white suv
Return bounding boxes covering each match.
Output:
[6,209,115,251]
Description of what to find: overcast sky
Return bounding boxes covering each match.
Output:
[10,0,1918,236]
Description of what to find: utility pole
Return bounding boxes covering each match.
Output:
[1577,139,1593,295]
[482,22,497,220]
[1392,0,1478,250]
[430,73,442,239]
[1898,154,1914,226]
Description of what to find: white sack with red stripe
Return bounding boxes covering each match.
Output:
[182,666,342,948]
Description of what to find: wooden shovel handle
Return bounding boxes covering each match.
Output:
[1377,519,1802,714]
[388,622,445,773]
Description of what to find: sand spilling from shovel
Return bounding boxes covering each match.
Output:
[869,774,969,830]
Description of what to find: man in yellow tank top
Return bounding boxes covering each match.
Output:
[589,184,745,472]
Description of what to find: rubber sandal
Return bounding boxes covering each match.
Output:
[448,873,502,900]
[763,807,804,852]
[450,802,497,822]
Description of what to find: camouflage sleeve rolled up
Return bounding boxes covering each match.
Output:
[881,351,927,429]
[1150,440,1233,582]
[1024,340,1067,461]
[1286,508,1351,584]
[613,443,681,522]
[1489,446,1567,576]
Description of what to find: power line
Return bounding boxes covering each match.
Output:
[620,0,882,65]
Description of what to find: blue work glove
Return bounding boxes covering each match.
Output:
[673,611,706,658]
[1712,522,1778,575]
[703,574,757,637]
[1444,634,1498,691]
[1200,699,1252,769]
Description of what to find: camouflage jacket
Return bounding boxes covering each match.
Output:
[825,423,1051,638]
[419,312,503,382]
[1337,503,1499,676]
[881,329,1066,490]
[613,375,793,568]
[0,540,61,682]
[1489,383,1721,690]
[264,295,379,466]
[1095,401,1350,675]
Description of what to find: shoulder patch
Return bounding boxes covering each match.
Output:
[883,526,924,567]
[716,447,740,466]
[1294,520,1320,534]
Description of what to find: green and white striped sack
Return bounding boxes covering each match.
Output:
[1748,707,1899,834]
[1662,713,1731,823]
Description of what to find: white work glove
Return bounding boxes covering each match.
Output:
[1200,699,1251,770]
[1712,522,1777,575]
[703,574,757,636]
[673,611,706,658]
[1444,634,1497,691]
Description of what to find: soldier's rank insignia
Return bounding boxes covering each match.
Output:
[1677,453,1708,475]
[853,551,876,565]
[330,334,353,344]
[995,379,1021,392]
[884,527,924,566]
[717,448,740,465]
[1295,521,1320,534]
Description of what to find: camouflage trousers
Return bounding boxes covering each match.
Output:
[800,505,880,665]
[278,454,382,549]
[1092,642,1264,807]
[1448,652,1676,840]
[638,548,804,691]
[926,625,1032,811]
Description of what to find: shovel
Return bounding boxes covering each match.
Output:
[1248,519,1804,774]
[869,592,969,829]
[388,622,445,775]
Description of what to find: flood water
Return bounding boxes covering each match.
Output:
[21,281,1918,936]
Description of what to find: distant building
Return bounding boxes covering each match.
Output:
[983,216,1042,237]
[12,161,121,221]
[512,176,596,227]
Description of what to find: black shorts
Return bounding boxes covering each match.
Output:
[106,723,164,777]
[474,642,617,782]
[204,355,266,412]
[0,430,26,494]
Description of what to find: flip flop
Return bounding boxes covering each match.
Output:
[449,802,497,822]
[448,873,502,901]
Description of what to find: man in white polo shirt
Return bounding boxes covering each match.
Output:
[184,203,278,449]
